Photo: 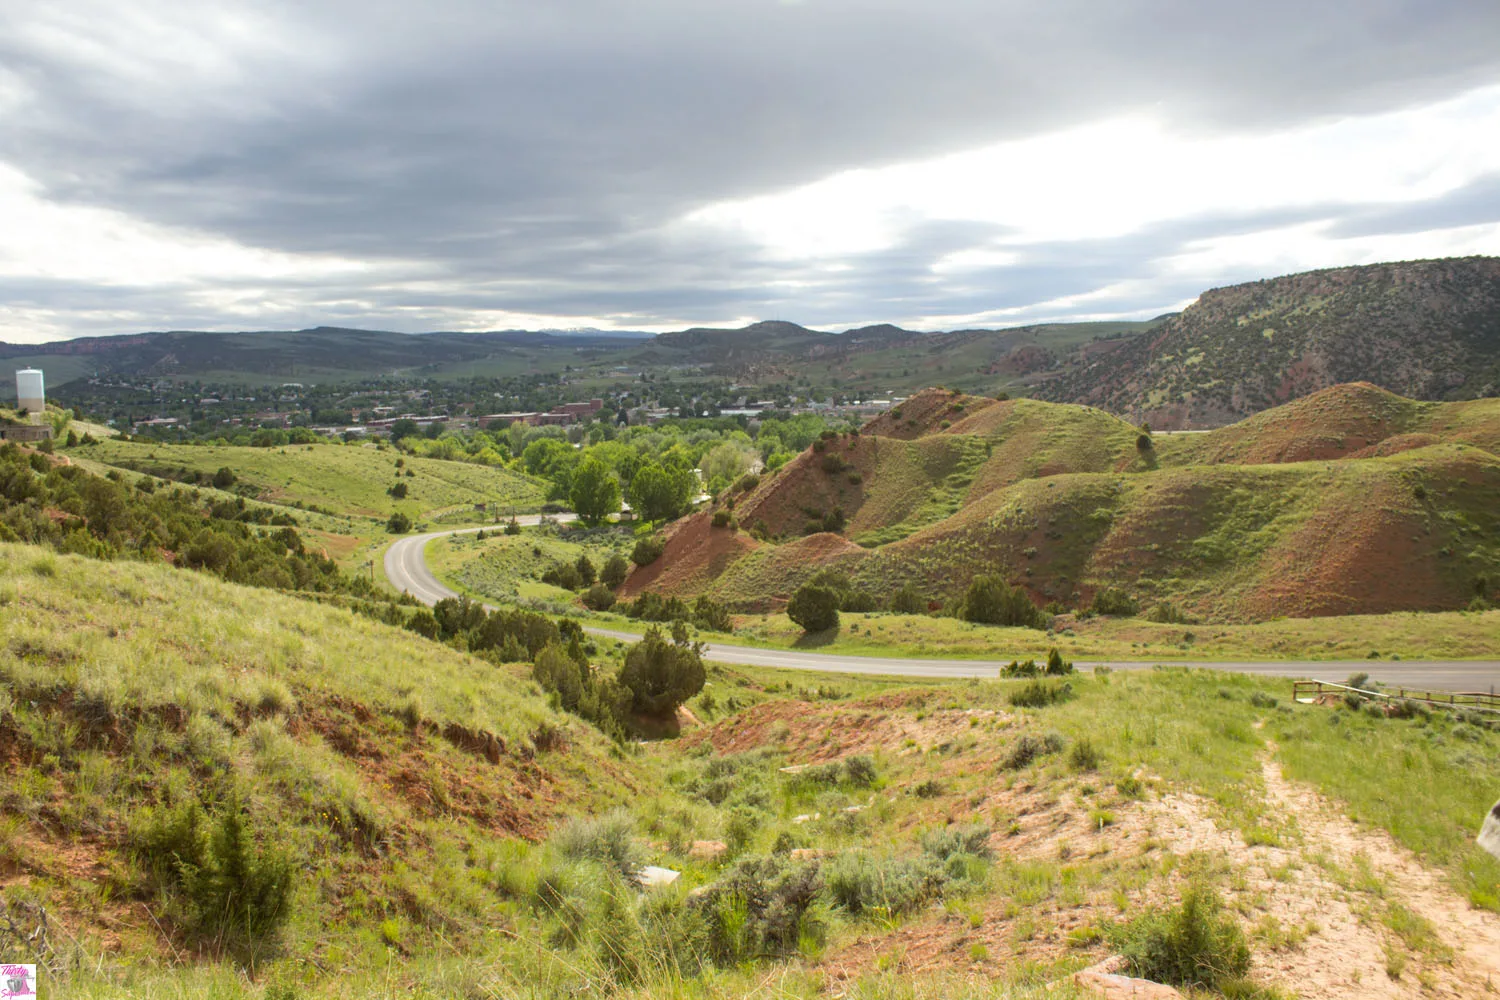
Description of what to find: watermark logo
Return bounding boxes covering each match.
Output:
[0,966,36,998]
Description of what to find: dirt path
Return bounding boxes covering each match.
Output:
[1259,749,1500,993]
[809,723,1498,997]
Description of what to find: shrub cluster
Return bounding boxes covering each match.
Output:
[890,582,927,614]
[133,798,292,949]
[961,575,1047,629]
[620,591,733,632]
[1002,731,1067,769]
[406,595,561,661]
[631,535,665,566]
[1000,648,1074,677]
[692,856,824,962]
[0,444,378,601]
[1090,587,1140,616]
[1008,681,1075,709]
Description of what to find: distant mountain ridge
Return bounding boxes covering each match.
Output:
[1035,256,1500,427]
[8,257,1499,421]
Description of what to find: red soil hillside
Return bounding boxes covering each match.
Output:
[955,399,1147,500]
[1166,382,1421,464]
[847,445,1500,621]
[623,383,1500,623]
[617,510,759,599]
[861,387,999,439]
[732,433,987,541]
[1161,383,1500,466]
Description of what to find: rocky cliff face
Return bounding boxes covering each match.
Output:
[1037,257,1500,427]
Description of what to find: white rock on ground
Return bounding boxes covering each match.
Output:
[635,866,680,888]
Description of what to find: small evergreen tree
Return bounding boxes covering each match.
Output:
[961,575,1045,629]
[575,553,597,586]
[619,624,706,717]
[787,583,840,633]
[601,553,630,587]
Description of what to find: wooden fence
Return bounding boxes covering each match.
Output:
[1293,680,1500,715]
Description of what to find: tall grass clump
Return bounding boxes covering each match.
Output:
[1114,884,1251,989]
[824,851,948,918]
[549,808,642,880]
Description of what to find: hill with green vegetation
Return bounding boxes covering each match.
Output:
[6,547,1498,997]
[67,437,546,522]
[0,542,647,993]
[620,386,1500,622]
[2,317,1159,399]
[1154,381,1500,465]
[0,327,652,386]
[1036,256,1500,427]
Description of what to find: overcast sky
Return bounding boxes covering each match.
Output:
[4,0,1500,343]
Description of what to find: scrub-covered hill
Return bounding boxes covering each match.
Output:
[1036,256,1500,428]
[622,386,1500,622]
[0,542,638,984]
[70,436,547,521]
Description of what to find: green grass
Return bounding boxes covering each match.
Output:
[68,437,546,521]
[1273,700,1500,910]
[5,539,1493,998]
[700,606,1500,661]
[425,522,635,610]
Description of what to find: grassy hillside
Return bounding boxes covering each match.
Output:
[1036,256,1500,427]
[67,437,546,521]
[426,524,635,609]
[1156,382,1500,466]
[615,385,1500,623]
[0,542,641,991]
[5,541,1498,997]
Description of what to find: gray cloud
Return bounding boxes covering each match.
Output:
[3,0,1500,340]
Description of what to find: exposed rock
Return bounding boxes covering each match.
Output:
[688,840,727,860]
[1038,256,1500,427]
[635,865,680,888]
[1072,970,1184,999]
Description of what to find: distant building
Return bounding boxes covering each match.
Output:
[479,399,604,427]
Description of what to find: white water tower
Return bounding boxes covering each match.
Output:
[15,369,44,419]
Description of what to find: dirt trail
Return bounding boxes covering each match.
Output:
[1259,749,1500,992]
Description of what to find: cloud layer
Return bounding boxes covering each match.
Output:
[4,0,1500,342]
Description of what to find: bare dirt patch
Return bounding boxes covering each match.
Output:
[619,510,759,599]
[684,695,1003,761]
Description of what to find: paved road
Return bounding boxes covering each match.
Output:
[385,526,1500,693]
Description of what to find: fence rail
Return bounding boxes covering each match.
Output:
[1293,680,1500,715]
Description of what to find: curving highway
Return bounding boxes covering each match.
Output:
[386,526,1500,692]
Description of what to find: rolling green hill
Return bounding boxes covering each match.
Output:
[2,318,1159,397]
[625,386,1500,622]
[0,541,642,991]
[67,437,546,522]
